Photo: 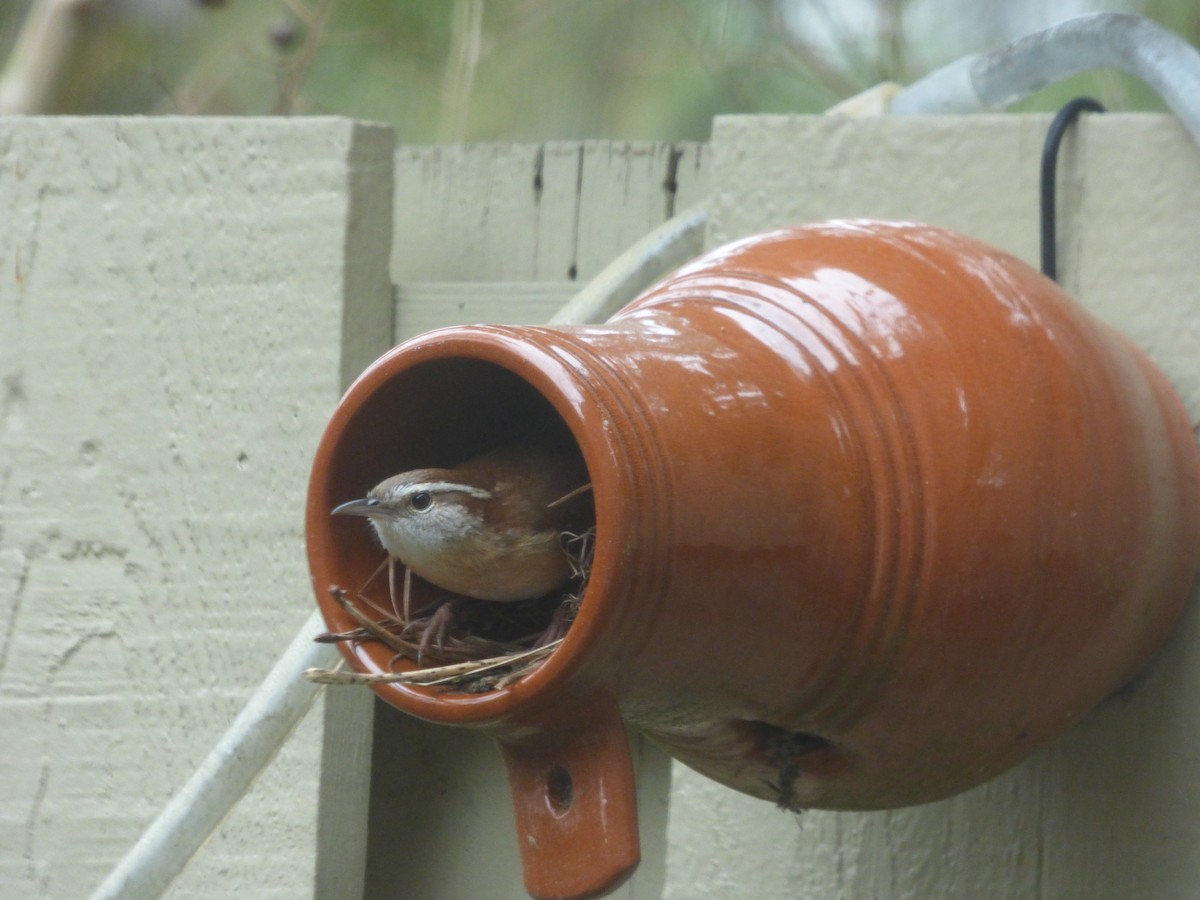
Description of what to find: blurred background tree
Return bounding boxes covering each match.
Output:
[1,0,1197,140]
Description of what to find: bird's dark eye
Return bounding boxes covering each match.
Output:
[409,490,433,511]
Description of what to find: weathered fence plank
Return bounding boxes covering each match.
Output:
[0,117,393,900]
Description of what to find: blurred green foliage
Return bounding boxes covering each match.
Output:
[1,0,1198,142]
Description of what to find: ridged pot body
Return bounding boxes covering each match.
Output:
[306,221,1200,895]
[596,221,1200,808]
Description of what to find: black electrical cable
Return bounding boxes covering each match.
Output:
[1040,97,1106,282]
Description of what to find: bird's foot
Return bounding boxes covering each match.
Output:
[402,599,462,666]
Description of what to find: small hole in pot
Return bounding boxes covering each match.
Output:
[546,765,573,815]
[755,724,830,813]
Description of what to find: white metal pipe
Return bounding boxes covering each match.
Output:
[88,611,336,900]
[891,13,1200,149]
[549,204,708,326]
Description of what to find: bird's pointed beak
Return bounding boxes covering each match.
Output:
[331,497,381,517]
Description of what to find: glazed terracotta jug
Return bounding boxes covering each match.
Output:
[306,220,1200,900]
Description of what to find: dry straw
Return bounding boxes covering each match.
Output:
[305,525,595,692]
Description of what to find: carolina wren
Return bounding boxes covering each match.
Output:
[331,442,592,602]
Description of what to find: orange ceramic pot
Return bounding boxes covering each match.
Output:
[306,221,1200,900]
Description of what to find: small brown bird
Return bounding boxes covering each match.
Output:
[331,443,591,603]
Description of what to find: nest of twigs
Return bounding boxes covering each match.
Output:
[305,527,595,693]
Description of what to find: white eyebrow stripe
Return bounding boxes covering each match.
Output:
[398,481,492,500]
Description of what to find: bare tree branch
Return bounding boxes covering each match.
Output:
[0,0,98,114]
[439,0,485,142]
